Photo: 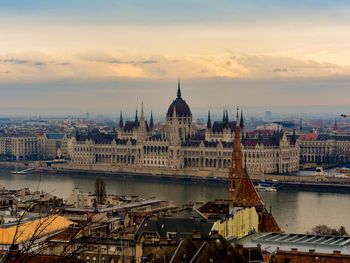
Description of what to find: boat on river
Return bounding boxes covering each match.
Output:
[255,183,277,192]
[11,167,34,175]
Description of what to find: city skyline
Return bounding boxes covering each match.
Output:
[1,1,350,115]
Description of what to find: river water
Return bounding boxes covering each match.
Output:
[0,170,349,234]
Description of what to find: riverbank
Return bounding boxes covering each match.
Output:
[1,161,350,193]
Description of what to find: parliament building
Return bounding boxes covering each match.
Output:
[68,82,299,177]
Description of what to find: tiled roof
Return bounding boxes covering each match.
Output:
[298,133,318,141]
[0,215,73,245]
[135,218,213,240]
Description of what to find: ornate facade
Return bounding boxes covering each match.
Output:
[68,82,299,176]
[298,133,350,164]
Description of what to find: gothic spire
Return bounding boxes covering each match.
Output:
[228,109,264,209]
[207,109,212,129]
[177,77,182,98]
[235,107,239,127]
[119,110,124,128]
[134,109,139,127]
[222,110,226,122]
[140,102,145,122]
[240,109,244,130]
[150,111,154,129]
[226,109,229,123]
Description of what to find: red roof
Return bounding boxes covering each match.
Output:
[298,133,318,141]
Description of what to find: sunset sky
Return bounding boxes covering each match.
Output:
[1,0,350,116]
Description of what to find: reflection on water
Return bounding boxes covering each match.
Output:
[0,170,349,234]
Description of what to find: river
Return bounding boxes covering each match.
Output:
[0,170,349,234]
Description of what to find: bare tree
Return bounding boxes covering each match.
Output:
[94,177,106,206]
[307,224,349,236]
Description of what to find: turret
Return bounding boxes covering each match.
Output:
[240,110,244,130]
[207,110,212,129]
[119,111,124,128]
[140,102,145,123]
[149,111,154,130]
[134,109,139,127]
[138,102,147,142]
[177,77,182,98]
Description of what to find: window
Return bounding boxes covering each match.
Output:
[167,232,177,239]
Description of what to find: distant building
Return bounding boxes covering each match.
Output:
[0,136,39,160]
[298,133,350,163]
[238,232,350,262]
[68,82,299,176]
[39,133,68,159]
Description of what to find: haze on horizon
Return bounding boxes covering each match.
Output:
[0,0,350,116]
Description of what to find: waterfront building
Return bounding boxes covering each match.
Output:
[0,132,68,161]
[0,136,39,160]
[38,133,68,159]
[298,133,350,164]
[68,82,299,176]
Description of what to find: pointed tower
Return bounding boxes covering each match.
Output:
[177,77,182,98]
[300,117,303,132]
[207,110,212,129]
[134,109,139,127]
[240,110,244,130]
[334,118,338,130]
[119,111,124,129]
[140,103,145,123]
[138,102,147,141]
[228,107,264,209]
[149,111,154,130]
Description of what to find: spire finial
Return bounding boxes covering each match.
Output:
[119,110,124,128]
[177,76,181,98]
[240,109,244,130]
[150,110,154,128]
[207,109,212,129]
[236,106,239,126]
[140,102,145,121]
[135,109,139,126]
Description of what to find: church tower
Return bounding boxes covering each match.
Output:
[229,108,264,208]
[228,108,281,232]
[137,103,147,142]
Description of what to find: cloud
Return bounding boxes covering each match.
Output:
[34,61,46,66]
[272,68,288,72]
[108,59,135,64]
[55,62,70,66]
[0,59,29,64]
[1,51,349,83]
[142,60,158,64]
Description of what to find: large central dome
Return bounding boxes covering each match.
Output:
[166,82,192,117]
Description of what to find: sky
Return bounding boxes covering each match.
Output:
[1,0,350,117]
